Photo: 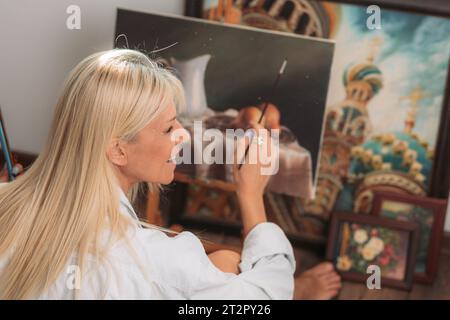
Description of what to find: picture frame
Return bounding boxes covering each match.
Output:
[185,1,450,19]
[326,212,420,290]
[180,0,450,245]
[371,191,447,283]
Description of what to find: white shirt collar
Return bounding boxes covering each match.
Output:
[118,187,141,226]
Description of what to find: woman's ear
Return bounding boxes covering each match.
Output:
[106,139,128,166]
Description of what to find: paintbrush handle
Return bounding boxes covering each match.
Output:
[238,59,287,170]
[0,108,16,181]
[237,142,251,170]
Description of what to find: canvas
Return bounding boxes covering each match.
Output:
[195,1,450,239]
[114,8,338,240]
[115,9,335,201]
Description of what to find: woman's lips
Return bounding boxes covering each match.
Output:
[167,156,177,163]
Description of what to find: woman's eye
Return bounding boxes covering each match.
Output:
[164,126,173,134]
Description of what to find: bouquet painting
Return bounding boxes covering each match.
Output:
[327,212,420,289]
[336,222,409,280]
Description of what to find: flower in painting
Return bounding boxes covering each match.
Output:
[353,229,368,244]
[337,255,353,271]
[367,237,385,255]
[379,254,391,266]
[384,244,394,255]
[361,245,377,261]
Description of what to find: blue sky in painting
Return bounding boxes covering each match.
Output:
[326,4,450,148]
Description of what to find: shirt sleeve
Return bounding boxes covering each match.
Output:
[187,222,296,300]
[99,222,296,300]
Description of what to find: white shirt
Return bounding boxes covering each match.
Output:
[0,185,296,299]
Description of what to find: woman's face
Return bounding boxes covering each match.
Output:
[114,104,187,188]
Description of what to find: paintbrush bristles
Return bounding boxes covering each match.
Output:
[279,59,287,74]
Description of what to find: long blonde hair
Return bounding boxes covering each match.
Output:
[0,49,184,299]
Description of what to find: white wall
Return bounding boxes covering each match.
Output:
[0,0,183,154]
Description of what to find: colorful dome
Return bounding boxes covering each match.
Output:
[348,131,433,187]
[325,105,368,141]
[343,61,383,95]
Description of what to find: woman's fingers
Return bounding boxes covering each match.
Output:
[234,120,274,171]
[232,120,275,196]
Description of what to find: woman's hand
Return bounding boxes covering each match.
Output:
[233,121,274,236]
[233,121,271,197]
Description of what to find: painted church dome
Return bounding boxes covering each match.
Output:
[348,131,433,189]
[343,61,383,95]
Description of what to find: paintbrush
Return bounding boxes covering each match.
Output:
[0,106,17,181]
[238,58,287,170]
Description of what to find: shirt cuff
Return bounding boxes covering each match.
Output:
[239,222,296,272]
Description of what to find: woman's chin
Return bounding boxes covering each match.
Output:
[160,169,175,185]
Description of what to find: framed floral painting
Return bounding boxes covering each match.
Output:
[371,191,447,283]
[326,212,420,290]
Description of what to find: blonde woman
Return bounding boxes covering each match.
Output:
[0,49,340,299]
